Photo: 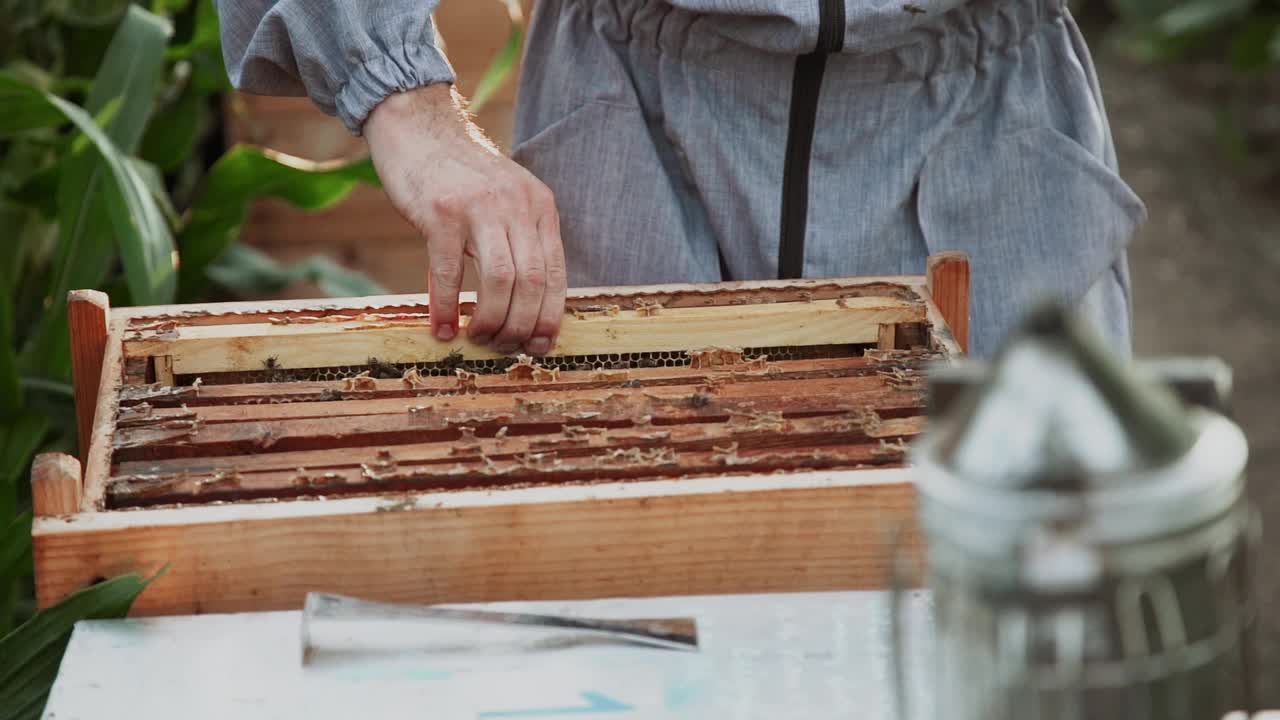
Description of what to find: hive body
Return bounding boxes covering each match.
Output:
[34,267,965,615]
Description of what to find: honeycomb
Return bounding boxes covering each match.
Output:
[177,344,864,386]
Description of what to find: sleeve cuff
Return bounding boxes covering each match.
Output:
[335,42,456,135]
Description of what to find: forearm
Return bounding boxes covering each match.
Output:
[215,0,455,134]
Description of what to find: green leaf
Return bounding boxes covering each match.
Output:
[151,0,194,15]
[0,513,33,581]
[469,0,525,114]
[0,84,66,136]
[177,145,380,300]
[0,62,56,94]
[49,0,132,28]
[0,573,154,717]
[4,692,48,720]
[0,200,41,291]
[7,163,60,218]
[1230,16,1280,70]
[0,641,65,720]
[1156,0,1255,37]
[139,76,207,172]
[0,284,21,418]
[0,415,51,498]
[166,0,219,60]
[129,157,181,228]
[17,5,177,377]
[207,243,387,298]
[65,4,175,302]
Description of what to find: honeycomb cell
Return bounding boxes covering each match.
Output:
[174,344,865,386]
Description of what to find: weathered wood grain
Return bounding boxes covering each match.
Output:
[927,252,970,354]
[122,297,926,374]
[115,276,929,324]
[111,414,922,479]
[68,290,110,463]
[34,270,962,616]
[31,453,82,517]
[34,469,922,614]
[110,378,924,461]
[108,415,923,507]
[82,318,128,510]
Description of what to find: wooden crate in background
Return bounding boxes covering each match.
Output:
[223,2,525,296]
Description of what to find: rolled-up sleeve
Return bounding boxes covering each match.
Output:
[215,0,455,134]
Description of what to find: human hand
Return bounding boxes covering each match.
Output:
[364,83,566,355]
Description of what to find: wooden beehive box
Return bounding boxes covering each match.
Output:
[31,256,969,616]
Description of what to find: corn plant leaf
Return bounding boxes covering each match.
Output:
[3,692,47,720]
[0,200,37,290]
[0,573,153,717]
[0,643,65,720]
[0,415,50,482]
[166,0,220,59]
[0,284,20,418]
[70,4,175,305]
[206,243,386,298]
[0,414,52,527]
[177,144,379,300]
[139,77,207,172]
[0,94,66,136]
[0,574,147,684]
[16,6,176,379]
[7,163,60,218]
[152,0,194,16]
[0,512,33,582]
[129,157,180,228]
[49,0,133,28]
[469,0,524,114]
[83,6,171,155]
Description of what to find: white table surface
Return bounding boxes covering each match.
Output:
[43,590,934,720]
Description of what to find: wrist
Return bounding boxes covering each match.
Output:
[365,82,465,138]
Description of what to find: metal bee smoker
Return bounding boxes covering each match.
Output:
[898,306,1256,720]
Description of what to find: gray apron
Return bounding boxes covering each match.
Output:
[512,0,1142,357]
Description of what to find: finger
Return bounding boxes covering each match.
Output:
[465,221,516,347]
[525,194,566,356]
[426,222,466,342]
[493,218,547,355]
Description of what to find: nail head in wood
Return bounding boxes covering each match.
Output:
[927,252,970,355]
[68,290,111,464]
[32,452,83,517]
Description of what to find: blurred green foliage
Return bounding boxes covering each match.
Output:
[1103,0,1280,68]
[1,2,524,717]
[0,2,385,716]
[1097,0,1280,176]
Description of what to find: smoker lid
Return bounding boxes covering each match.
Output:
[932,304,1199,490]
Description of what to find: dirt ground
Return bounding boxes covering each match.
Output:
[1092,44,1280,702]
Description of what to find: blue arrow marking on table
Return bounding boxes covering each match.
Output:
[478,691,633,717]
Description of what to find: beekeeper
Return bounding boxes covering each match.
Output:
[217,0,1142,358]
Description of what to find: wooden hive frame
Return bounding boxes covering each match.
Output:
[31,254,969,616]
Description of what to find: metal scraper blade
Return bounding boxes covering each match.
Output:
[300,593,699,665]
